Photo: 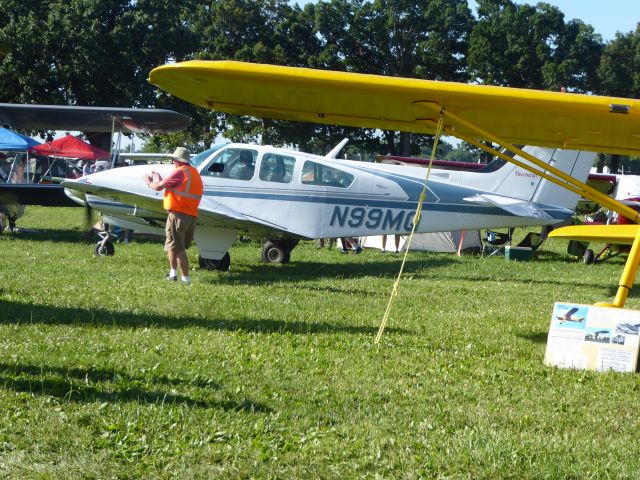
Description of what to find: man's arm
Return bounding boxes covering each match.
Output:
[145,169,184,191]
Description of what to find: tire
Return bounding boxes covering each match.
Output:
[95,240,115,256]
[261,240,290,264]
[583,248,595,265]
[198,252,231,271]
[215,252,231,271]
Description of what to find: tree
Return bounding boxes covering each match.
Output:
[468,0,602,91]
[314,0,474,155]
[596,26,640,173]
[597,26,640,98]
[0,0,198,149]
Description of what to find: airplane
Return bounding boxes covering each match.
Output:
[61,137,595,268]
[555,307,584,324]
[139,60,640,309]
[0,104,191,230]
[616,323,640,335]
[548,173,640,264]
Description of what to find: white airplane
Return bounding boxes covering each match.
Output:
[61,140,595,270]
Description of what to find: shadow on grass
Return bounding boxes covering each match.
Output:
[6,228,164,246]
[0,228,93,244]
[220,256,457,285]
[606,283,640,300]
[517,331,549,344]
[0,362,270,412]
[0,299,409,336]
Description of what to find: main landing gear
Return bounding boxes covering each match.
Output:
[261,239,299,264]
[94,230,115,257]
[198,252,231,271]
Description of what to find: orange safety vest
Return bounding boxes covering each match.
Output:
[163,165,203,217]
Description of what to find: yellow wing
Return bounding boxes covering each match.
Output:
[548,225,640,245]
[149,60,640,155]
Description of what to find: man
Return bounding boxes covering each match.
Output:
[144,147,203,284]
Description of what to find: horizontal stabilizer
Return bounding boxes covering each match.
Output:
[464,194,552,220]
[548,224,640,245]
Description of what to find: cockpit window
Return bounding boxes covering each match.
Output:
[259,153,295,184]
[202,148,258,181]
[301,161,354,188]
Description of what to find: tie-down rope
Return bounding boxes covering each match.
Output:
[375,110,446,344]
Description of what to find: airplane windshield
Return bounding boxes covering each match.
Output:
[190,143,227,168]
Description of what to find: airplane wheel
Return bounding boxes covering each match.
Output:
[261,241,290,264]
[198,252,231,271]
[583,249,595,265]
[95,240,115,257]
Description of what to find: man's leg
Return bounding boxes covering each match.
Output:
[167,249,178,270]
[175,250,190,278]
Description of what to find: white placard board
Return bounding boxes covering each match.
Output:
[544,302,640,373]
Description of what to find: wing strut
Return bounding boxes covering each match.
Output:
[415,101,640,308]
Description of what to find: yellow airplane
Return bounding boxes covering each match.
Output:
[149,60,640,308]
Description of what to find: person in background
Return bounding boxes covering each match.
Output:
[340,237,362,254]
[144,147,203,285]
[81,160,93,176]
[382,234,401,254]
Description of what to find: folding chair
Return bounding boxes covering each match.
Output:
[482,229,512,257]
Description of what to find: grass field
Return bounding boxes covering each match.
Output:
[1,206,640,478]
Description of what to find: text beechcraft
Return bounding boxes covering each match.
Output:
[62,141,594,270]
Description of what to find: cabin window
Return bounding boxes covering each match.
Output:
[259,154,295,184]
[301,161,354,188]
[203,148,258,181]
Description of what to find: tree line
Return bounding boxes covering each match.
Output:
[0,0,638,165]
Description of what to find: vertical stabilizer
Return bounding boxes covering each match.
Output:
[477,146,595,210]
[529,149,596,210]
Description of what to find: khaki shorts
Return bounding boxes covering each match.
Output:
[164,211,196,252]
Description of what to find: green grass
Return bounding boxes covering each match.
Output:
[1,206,640,478]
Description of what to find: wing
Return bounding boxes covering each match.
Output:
[548,224,640,245]
[0,184,80,207]
[60,179,304,238]
[149,61,640,155]
[0,104,191,134]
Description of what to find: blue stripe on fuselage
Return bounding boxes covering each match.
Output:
[202,189,570,220]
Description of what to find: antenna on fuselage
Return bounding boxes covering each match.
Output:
[324,138,349,159]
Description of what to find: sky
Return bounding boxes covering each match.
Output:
[469,0,640,41]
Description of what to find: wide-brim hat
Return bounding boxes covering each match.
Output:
[169,146,190,163]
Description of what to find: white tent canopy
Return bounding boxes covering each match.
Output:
[360,231,481,253]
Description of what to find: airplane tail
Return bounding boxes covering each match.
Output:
[462,146,596,220]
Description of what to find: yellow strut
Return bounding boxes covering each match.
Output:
[414,101,640,308]
[415,101,640,223]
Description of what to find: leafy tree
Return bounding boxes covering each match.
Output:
[172,0,327,152]
[468,0,602,91]
[597,26,640,98]
[0,40,7,61]
[314,0,474,155]
[596,26,640,172]
[0,0,198,149]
